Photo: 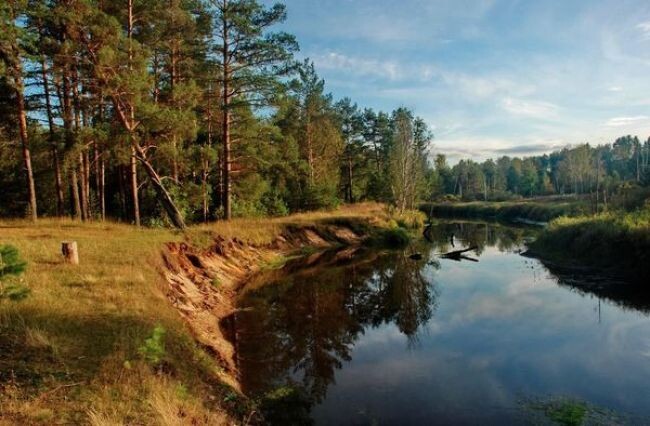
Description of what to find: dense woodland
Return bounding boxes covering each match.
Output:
[1,0,649,229]
[0,0,431,228]
[434,136,650,204]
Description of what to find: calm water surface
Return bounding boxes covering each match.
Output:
[229,221,650,425]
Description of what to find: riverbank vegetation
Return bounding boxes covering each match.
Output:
[422,197,588,223]
[530,209,650,281]
[0,203,411,424]
[425,141,650,270]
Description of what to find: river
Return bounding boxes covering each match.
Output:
[227,221,650,425]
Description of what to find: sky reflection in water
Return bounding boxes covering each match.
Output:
[231,222,650,425]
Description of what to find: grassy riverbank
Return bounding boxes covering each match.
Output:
[0,203,416,425]
[529,209,650,281]
[421,197,588,223]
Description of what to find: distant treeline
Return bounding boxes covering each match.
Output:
[431,136,650,207]
[0,0,431,228]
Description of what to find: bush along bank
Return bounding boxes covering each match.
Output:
[421,199,587,224]
[527,210,650,282]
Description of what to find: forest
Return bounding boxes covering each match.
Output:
[0,0,432,228]
[2,1,650,227]
[433,136,650,205]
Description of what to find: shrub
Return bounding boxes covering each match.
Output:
[139,325,167,367]
[0,245,27,278]
[262,191,290,217]
[0,245,29,302]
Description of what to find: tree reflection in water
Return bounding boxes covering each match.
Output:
[229,221,539,421]
[231,246,438,405]
[425,220,536,255]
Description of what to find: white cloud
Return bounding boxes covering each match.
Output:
[637,21,650,39]
[501,97,559,119]
[433,136,567,163]
[441,74,536,100]
[605,115,649,127]
[311,52,434,81]
[607,86,623,92]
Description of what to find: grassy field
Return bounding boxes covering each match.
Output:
[0,203,409,425]
[529,209,650,281]
[421,197,589,223]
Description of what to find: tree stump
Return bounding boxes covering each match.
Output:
[61,241,79,265]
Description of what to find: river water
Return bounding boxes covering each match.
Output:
[228,221,650,425]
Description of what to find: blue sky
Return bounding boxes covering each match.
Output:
[277,0,650,162]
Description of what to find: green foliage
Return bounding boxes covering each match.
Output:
[0,245,29,302]
[0,245,27,278]
[388,108,432,212]
[262,191,290,217]
[1,283,30,302]
[138,325,167,367]
[429,138,650,205]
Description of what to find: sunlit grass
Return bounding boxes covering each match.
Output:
[0,203,397,424]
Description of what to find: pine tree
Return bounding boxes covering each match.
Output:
[208,0,297,219]
[78,2,187,228]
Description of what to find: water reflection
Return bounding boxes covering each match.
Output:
[231,246,437,405]
[536,259,650,314]
[229,221,650,425]
[424,220,537,255]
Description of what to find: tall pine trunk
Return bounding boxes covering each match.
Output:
[61,61,81,220]
[40,57,65,215]
[15,68,38,220]
[134,145,186,229]
[130,145,141,227]
[6,4,37,220]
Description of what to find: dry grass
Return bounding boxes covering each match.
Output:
[0,203,393,424]
[0,219,231,424]
[186,202,390,247]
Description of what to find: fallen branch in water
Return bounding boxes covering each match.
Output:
[441,246,478,257]
[440,246,479,262]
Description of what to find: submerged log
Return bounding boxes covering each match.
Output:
[441,246,479,262]
[62,241,79,265]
